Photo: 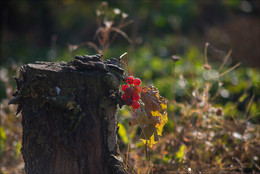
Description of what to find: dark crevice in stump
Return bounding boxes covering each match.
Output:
[9,54,127,174]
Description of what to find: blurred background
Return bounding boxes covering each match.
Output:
[0,0,259,66]
[0,0,259,173]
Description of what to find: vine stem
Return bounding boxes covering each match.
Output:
[118,52,133,76]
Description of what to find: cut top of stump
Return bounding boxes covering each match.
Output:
[10,54,126,110]
[28,54,124,75]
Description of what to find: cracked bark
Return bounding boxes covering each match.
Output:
[9,55,127,174]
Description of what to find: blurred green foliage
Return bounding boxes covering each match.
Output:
[0,127,6,154]
[1,0,259,66]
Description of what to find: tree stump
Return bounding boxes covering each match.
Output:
[9,55,127,174]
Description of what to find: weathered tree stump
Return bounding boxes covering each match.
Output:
[9,55,127,174]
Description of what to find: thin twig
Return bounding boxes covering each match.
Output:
[244,93,255,120]
[110,27,133,43]
[67,42,101,54]
[210,80,221,101]
[204,42,209,65]
[119,20,134,29]
[110,20,133,45]
[118,52,133,75]
[134,109,150,159]
[150,155,153,174]
[218,63,241,78]
[219,49,232,72]
[125,143,130,168]
[145,142,148,159]
[94,27,104,40]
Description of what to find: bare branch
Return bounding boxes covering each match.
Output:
[68,42,101,54]
[94,27,104,40]
[110,27,133,43]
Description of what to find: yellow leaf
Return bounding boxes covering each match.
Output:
[140,134,158,148]
[67,101,75,110]
[118,123,129,144]
[176,144,186,162]
[136,86,168,147]
[140,124,159,148]
[157,112,168,136]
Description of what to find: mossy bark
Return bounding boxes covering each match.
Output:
[9,55,126,174]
